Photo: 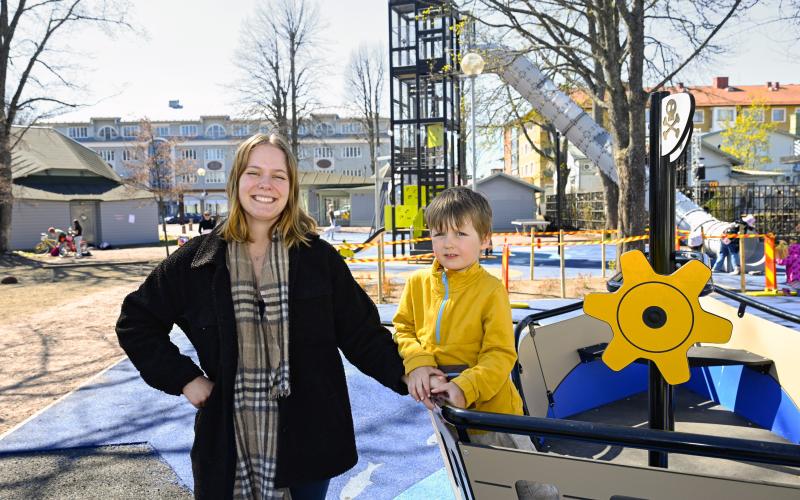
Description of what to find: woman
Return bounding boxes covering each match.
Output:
[116,134,407,499]
[71,219,83,258]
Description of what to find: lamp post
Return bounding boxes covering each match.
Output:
[196,167,206,214]
[461,52,485,190]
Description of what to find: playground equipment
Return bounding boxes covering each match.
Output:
[482,45,765,269]
[429,87,800,499]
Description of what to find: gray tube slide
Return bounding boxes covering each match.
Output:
[484,47,762,270]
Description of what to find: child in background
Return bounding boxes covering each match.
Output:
[393,187,529,449]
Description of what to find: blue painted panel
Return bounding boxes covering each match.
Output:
[685,366,800,444]
[549,361,648,418]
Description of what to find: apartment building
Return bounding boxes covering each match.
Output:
[504,76,800,193]
[47,114,390,216]
[686,77,800,134]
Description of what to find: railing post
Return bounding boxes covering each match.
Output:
[739,228,747,293]
[765,233,776,292]
[529,228,535,280]
[502,242,510,291]
[601,232,607,279]
[559,229,566,298]
[377,232,385,304]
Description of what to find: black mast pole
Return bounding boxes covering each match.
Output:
[647,90,674,468]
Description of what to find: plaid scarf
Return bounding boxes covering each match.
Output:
[227,234,291,499]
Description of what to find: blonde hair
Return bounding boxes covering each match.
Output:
[425,187,492,240]
[220,133,316,248]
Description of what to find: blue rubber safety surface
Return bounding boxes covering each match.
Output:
[0,329,452,499]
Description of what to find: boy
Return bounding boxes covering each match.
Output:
[393,187,527,446]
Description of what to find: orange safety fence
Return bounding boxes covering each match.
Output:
[345,253,434,263]
[334,228,621,251]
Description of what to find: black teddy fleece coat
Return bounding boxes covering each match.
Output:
[116,231,407,499]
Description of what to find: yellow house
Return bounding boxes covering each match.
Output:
[503,124,553,189]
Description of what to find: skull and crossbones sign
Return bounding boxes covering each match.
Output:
[662,99,680,140]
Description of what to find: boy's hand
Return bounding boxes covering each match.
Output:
[407,366,445,409]
[429,373,448,390]
[431,382,467,408]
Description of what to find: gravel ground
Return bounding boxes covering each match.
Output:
[0,444,193,499]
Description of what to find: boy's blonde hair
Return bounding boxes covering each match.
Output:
[219,133,317,248]
[425,187,492,240]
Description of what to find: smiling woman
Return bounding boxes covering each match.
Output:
[116,133,409,499]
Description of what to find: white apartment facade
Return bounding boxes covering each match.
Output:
[47,114,390,215]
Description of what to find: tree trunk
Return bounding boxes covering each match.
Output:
[159,200,170,257]
[0,138,13,253]
[592,87,619,232]
[289,34,299,158]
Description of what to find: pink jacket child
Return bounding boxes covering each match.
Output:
[777,243,800,285]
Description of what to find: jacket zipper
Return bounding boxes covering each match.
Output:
[435,272,449,344]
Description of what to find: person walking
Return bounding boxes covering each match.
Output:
[198,211,216,235]
[116,134,408,499]
[71,219,83,258]
[324,202,337,240]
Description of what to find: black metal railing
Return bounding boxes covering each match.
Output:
[439,406,800,467]
[548,184,800,239]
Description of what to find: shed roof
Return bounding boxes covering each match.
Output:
[471,171,545,192]
[11,126,121,182]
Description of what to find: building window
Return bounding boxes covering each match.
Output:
[180,148,198,160]
[298,124,307,135]
[180,124,199,137]
[232,124,250,137]
[98,149,115,162]
[121,125,140,137]
[298,147,309,159]
[97,126,118,140]
[772,108,786,122]
[713,107,736,128]
[326,124,335,135]
[206,124,226,139]
[693,110,704,124]
[68,127,88,139]
[155,126,170,137]
[341,122,362,134]
[744,108,764,122]
[122,149,140,161]
[342,168,365,176]
[204,148,225,161]
[177,174,198,184]
[315,146,334,158]
[205,170,226,183]
[341,146,362,158]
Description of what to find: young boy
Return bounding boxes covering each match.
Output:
[393,187,526,440]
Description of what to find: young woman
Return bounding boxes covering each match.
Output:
[116,134,407,499]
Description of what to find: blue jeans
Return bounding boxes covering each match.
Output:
[712,244,739,272]
[289,478,330,500]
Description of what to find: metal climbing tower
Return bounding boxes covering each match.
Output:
[388,0,464,256]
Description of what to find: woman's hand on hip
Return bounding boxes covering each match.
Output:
[182,376,214,408]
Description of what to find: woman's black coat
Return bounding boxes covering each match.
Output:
[116,231,407,498]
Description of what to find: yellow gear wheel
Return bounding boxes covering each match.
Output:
[584,250,732,385]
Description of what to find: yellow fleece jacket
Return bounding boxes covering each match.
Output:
[393,259,523,415]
